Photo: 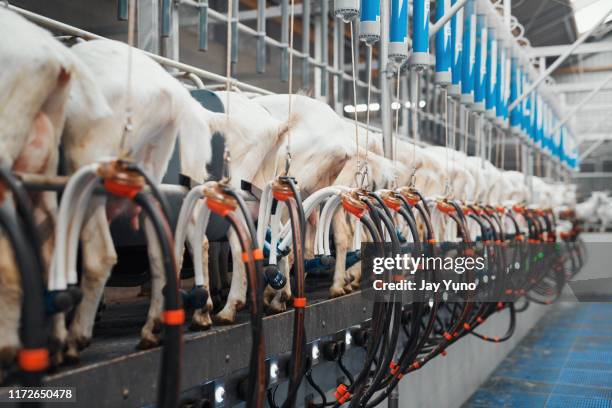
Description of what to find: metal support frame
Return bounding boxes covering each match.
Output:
[579,139,607,160]
[551,71,612,135]
[509,4,612,112]
[137,0,159,54]
[302,0,311,87]
[429,0,469,39]
[321,0,329,97]
[256,0,266,73]
[238,3,304,21]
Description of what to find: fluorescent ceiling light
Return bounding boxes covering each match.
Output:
[571,0,612,34]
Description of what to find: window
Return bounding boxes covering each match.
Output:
[571,0,612,34]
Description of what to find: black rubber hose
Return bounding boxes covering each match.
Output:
[134,192,182,408]
[225,212,266,408]
[0,168,45,267]
[0,207,47,391]
[282,197,307,408]
[125,163,172,222]
[333,214,384,408]
[354,205,402,408]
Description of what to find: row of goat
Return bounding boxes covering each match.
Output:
[0,8,576,378]
[575,191,612,231]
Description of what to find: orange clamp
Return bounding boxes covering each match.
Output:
[437,201,455,214]
[441,350,448,357]
[335,384,351,404]
[476,316,485,324]
[412,361,421,369]
[463,323,471,330]
[293,297,307,308]
[443,332,453,341]
[389,361,400,375]
[241,249,264,263]
[163,308,185,326]
[18,348,49,372]
[103,178,142,199]
[207,198,234,217]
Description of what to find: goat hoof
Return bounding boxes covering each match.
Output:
[0,347,16,368]
[350,281,361,290]
[267,301,287,315]
[343,285,354,294]
[74,336,91,351]
[63,349,80,365]
[212,311,235,325]
[137,336,160,350]
[329,286,346,298]
[190,312,212,331]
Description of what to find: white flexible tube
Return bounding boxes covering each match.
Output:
[191,202,211,287]
[49,164,100,291]
[278,186,346,251]
[66,178,102,285]
[353,219,362,251]
[256,182,273,248]
[321,196,342,256]
[268,203,284,265]
[174,186,206,262]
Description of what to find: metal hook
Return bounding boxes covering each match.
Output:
[408,166,417,188]
[283,151,291,176]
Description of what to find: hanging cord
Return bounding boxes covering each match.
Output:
[284,0,296,175]
[118,0,137,159]
[516,140,521,171]
[462,106,469,156]
[392,66,401,188]
[410,72,420,187]
[443,88,452,198]
[349,20,364,187]
[501,129,506,170]
[225,0,233,117]
[220,0,234,183]
[364,44,373,169]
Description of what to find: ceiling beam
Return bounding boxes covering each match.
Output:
[578,133,612,143]
[548,81,612,93]
[580,139,607,160]
[529,41,612,58]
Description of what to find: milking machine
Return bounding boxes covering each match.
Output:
[0,169,48,389]
[49,160,183,408]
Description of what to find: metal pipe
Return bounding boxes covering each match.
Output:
[302,0,311,87]
[321,0,329,96]
[256,0,266,73]
[509,4,612,113]
[8,4,273,94]
[117,0,128,20]
[198,0,209,51]
[280,0,289,82]
[231,0,239,66]
[429,0,468,38]
[161,0,172,37]
[551,71,612,135]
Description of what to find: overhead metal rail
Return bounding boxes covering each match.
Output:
[177,0,380,93]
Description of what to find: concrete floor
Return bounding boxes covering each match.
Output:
[463,303,612,408]
[463,232,612,407]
